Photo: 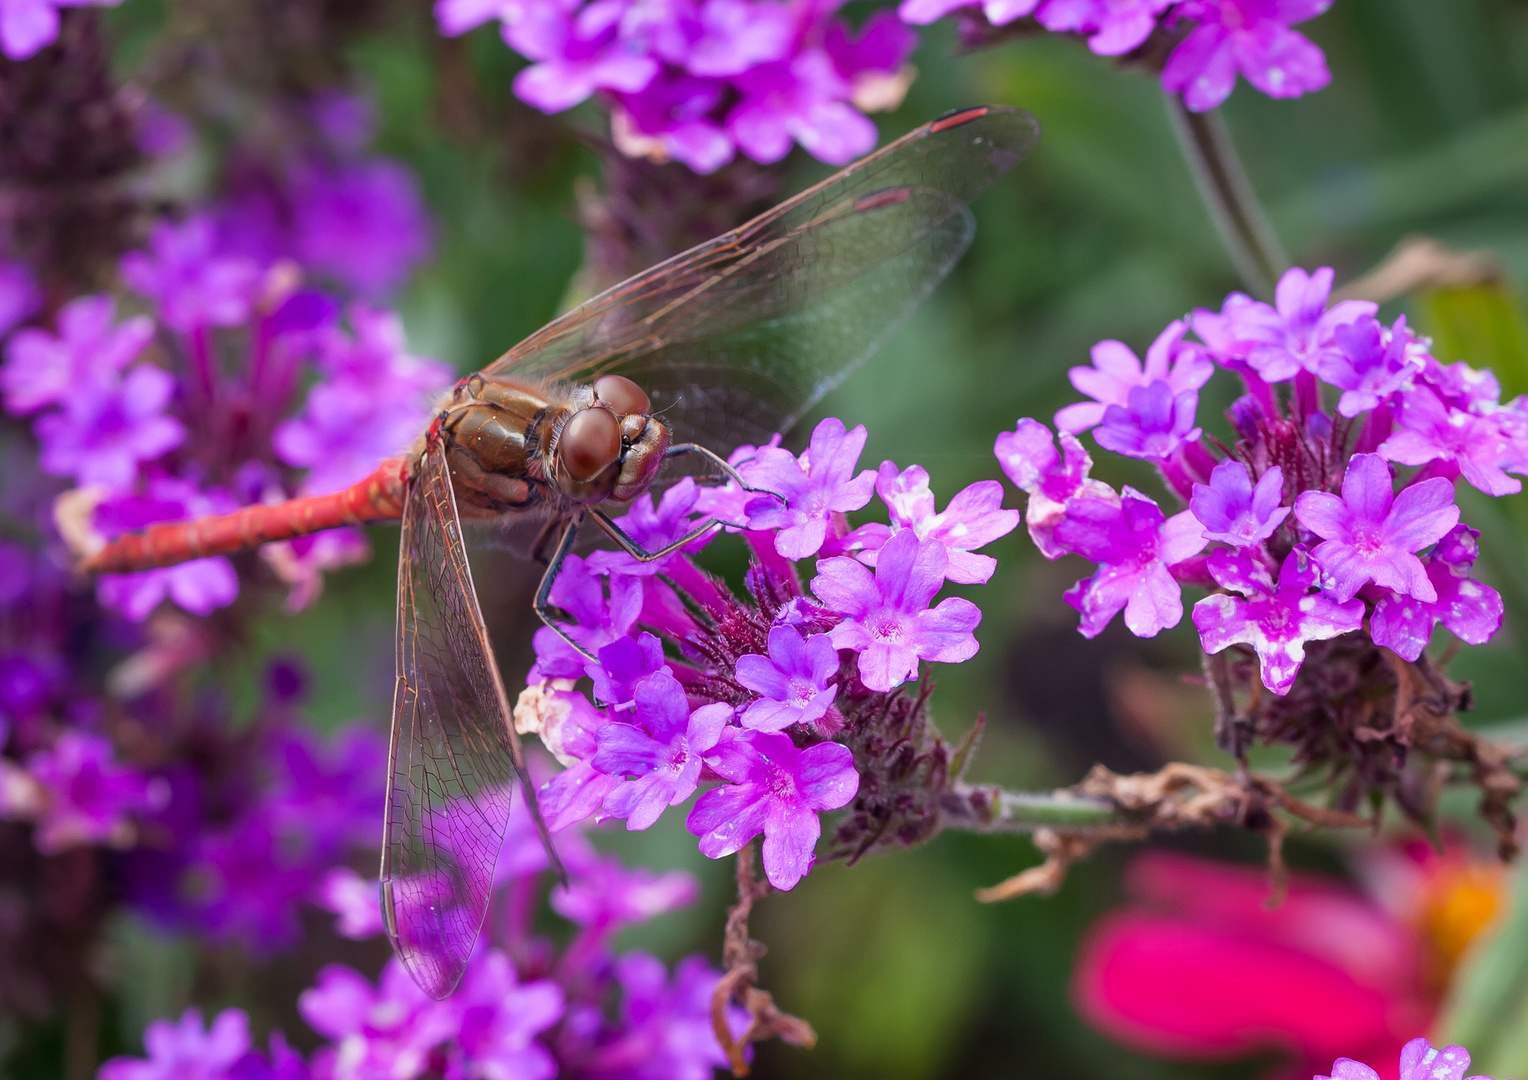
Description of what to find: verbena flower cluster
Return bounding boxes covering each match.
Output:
[435,0,916,173]
[997,265,1516,819]
[0,0,121,61]
[100,798,747,1080]
[516,417,1018,890]
[904,0,1335,113]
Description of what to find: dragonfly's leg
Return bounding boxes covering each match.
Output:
[589,507,719,563]
[663,441,785,502]
[533,512,597,662]
[528,514,564,565]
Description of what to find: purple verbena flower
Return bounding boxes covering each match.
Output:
[290,159,432,300]
[811,529,981,692]
[1192,266,1374,382]
[300,961,461,1080]
[1189,459,1289,546]
[121,216,263,332]
[550,853,699,930]
[995,417,1116,560]
[687,727,858,889]
[33,365,184,491]
[1036,0,1175,55]
[1094,380,1203,461]
[589,953,743,1080]
[0,257,39,337]
[734,624,839,732]
[897,0,1036,29]
[1316,314,1426,418]
[610,74,735,173]
[1378,384,1521,497]
[1054,486,1207,638]
[525,686,625,831]
[18,731,165,854]
[1317,1037,1500,1080]
[314,866,385,940]
[1293,453,1461,603]
[1163,0,1334,113]
[592,671,732,829]
[1192,546,1364,694]
[1,294,153,415]
[587,631,672,709]
[448,951,563,1080]
[98,1008,252,1080]
[1055,319,1213,434]
[842,461,1019,584]
[94,481,241,620]
[726,50,877,166]
[509,0,661,114]
[1370,525,1504,662]
[739,417,876,559]
[0,0,123,60]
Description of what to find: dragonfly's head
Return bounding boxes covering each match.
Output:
[551,375,669,504]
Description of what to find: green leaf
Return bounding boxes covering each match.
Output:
[1437,855,1528,1076]
[1418,282,1528,398]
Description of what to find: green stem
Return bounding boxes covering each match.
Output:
[1165,95,1289,300]
[941,784,1122,833]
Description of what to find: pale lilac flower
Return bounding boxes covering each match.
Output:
[509,0,660,113]
[121,216,263,332]
[0,258,39,337]
[1293,453,1461,604]
[434,0,523,36]
[1163,0,1334,113]
[534,691,624,832]
[291,159,432,300]
[1055,319,1213,434]
[1190,460,1289,546]
[842,461,1018,584]
[98,1008,252,1080]
[1422,357,1503,414]
[610,74,735,174]
[734,624,839,732]
[448,952,563,1080]
[811,530,981,692]
[593,671,732,829]
[1378,385,1520,497]
[641,0,794,76]
[20,731,164,854]
[688,727,858,890]
[1316,1037,1500,1080]
[1370,525,1504,663]
[823,10,916,98]
[1,294,154,415]
[1316,314,1425,418]
[994,417,1115,560]
[740,417,876,559]
[1191,267,1375,382]
[1055,486,1207,638]
[300,961,462,1080]
[314,866,385,940]
[1036,0,1175,55]
[726,50,877,166]
[1192,547,1364,695]
[587,632,671,709]
[595,953,742,1080]
[34,366,185,490]
[1094,381,1203,461]
[897,0,1036,29]
[550,854,698,929]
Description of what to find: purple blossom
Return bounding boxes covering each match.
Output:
[99,1008,253,1080]
[1197,266,1374,382]
[811,529,981,692]
[734,624,839,732]
[314,867,385,940]
[897,0,1037,30]
[726,50,877,166]
[739,417,877,559]
[610,75,735,174]
[1036,0,1175,55]
[1192,547,1364,695]
[300,961,461,1080]
[448,952,563,1080]
[823,10,916,101]
[434,0,519,35]
[842,461,1018,584]
[550,854,699,930]
[623,0,794,76]
[1094,380,1203,461]
[1189,459,1289,546]
[994,417,1115,560]
[1317,1038,1500,1080]
[1370,525,1504,662]
[687,727,858,890]
[1378,385,1521,497]
[586,478,713,578]
[121,216,263,332]
[16,731,165,854]
[0,257,38,337]
[587,632,671,709]
[0,0,123,60]
[33,365,184,491]
[526,686,625,831]
[509,0,661,113]
[94,481,242,620]
[1293,453,1461,603]
[2,294,152,415]
[1315,314,1425,418]
[592,671,732,829]
[1055,486,1206,638]
[591,953,742,1080]
[1055,320,1213,434]
[530,556,644,680]
[1163,0,1334,113]
[290,159,432,300]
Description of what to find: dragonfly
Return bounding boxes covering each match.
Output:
[78,104,1040,999]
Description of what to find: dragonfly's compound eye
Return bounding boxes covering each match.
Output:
[593,374,650,416]
[561,407,623,482]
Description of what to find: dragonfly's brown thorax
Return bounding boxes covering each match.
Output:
[435,372,669,517]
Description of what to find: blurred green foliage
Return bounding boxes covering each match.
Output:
[90,0,1528,1078]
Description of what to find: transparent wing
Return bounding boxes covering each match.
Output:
[481,106,1039,451]
[381,444,532,999]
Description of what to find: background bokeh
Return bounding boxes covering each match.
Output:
[13,0,1528,1076]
